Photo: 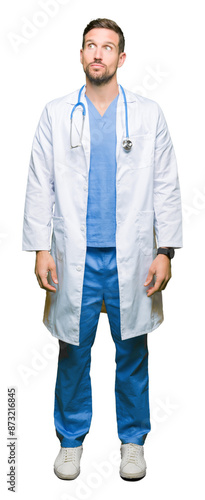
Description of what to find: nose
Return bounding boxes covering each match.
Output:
[93,45,103,60]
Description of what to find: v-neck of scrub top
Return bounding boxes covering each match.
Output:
[85,93,119,120]
[85,93,119,247]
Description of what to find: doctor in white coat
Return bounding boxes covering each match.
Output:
[22,18,182,481]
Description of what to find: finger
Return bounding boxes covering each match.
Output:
[37,273,57,292]
[42,282,57,292]
[50,267,58,284]
[144,270,154,286]
[36,275,42,288]
[159,276,171,291]
[146,285,156,297]
[146,278,165,297]
[41,276,57,292]
[45,284,57,292]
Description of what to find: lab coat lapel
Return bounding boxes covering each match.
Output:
[66,88,91,176]
[72,88,91,176]
[116,85,126,163]
[81,93,91,175]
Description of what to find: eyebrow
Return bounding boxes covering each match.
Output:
[85,39,117,47]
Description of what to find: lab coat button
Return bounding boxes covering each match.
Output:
[80,225,85,231]
[76,265,82,271]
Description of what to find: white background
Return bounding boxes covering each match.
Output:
[1,0,205,498]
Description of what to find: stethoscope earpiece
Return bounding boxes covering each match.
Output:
[70,84,132,151]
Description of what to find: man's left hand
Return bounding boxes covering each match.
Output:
[144,254,171,297]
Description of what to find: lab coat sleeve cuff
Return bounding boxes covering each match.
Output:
[22,215,52,251]
[154,218,183,249]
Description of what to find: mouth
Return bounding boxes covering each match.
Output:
[90,63,105,68]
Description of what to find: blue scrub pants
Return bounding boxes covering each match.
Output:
[54,247,151,447]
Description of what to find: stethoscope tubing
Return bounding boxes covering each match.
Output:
[70,84,132,150]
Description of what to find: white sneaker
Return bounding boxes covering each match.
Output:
[120,443,146,480]
[54,445,83,480]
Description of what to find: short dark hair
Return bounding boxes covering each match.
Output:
[82,18,125,54]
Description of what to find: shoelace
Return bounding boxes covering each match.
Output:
[63,448,76,463]
[124,444,141,464]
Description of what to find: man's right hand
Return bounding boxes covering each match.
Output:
[35,250,58,292]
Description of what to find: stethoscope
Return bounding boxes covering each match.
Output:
[70,84,133,151]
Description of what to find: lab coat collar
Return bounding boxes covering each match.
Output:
[65,84,136,105]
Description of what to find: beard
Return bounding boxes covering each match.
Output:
[83,62,118,86]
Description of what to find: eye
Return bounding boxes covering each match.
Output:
[88,43,95,49]
[105,45,112,51]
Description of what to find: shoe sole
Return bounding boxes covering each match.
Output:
[54,467,80,480]
[120,470,146,481]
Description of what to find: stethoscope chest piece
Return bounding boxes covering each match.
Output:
[122,138,133,151]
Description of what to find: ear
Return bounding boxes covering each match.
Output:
[118,52,126,69]
[80,48,83,64]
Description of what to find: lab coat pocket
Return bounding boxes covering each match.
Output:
[138,210,154,256]
[52,216,65,262]
[126,134,154,169]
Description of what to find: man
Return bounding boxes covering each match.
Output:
[22,18,182,481]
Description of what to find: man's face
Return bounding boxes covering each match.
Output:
[80,28,126,86]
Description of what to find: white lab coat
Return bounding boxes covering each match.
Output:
[22,85,183,345]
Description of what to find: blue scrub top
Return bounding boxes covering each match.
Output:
[85,93,119,247]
